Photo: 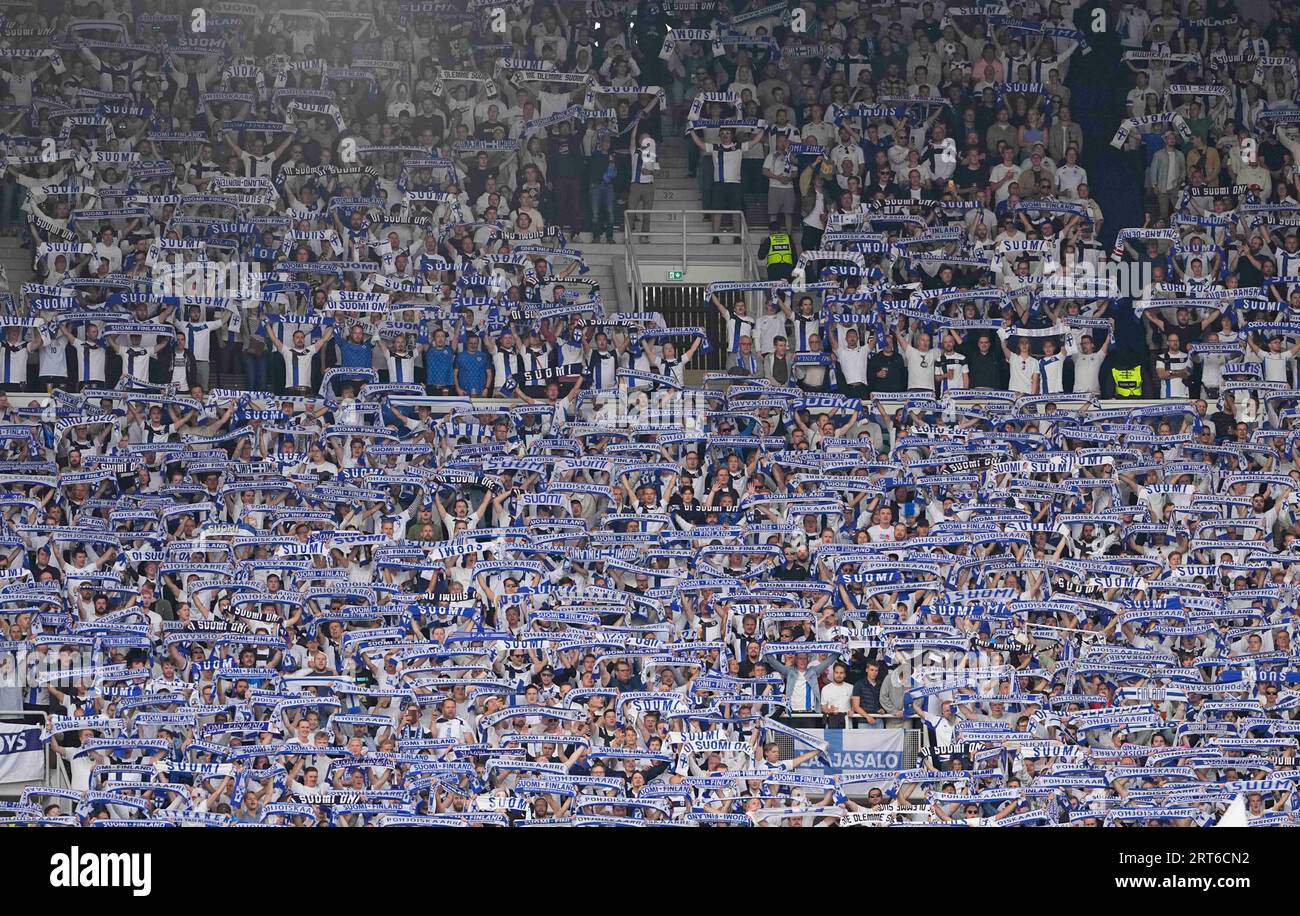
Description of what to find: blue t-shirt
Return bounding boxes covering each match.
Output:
[337,338,374,369]
[455,350,491,395]
[426,345,455,386]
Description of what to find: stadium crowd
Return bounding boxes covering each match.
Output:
[0,0,1298,828]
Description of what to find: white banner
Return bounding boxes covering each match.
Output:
[793,727,905,776]
[0,721,46,782]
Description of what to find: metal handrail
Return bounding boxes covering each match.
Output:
[624,224,645,312]
[622,209,749,265]
[623,209,759,307]
[740,218,760,279]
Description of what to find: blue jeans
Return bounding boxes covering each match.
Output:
[590,183,615,237]
[241,351,267,391]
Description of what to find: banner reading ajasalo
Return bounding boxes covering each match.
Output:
[794,728,906,777]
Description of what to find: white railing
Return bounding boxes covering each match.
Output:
[622,209,758,311]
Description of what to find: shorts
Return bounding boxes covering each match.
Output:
[768,186,797,216]
[709,182,743,212]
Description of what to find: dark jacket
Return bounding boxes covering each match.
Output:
[851,675,884,714]
[587,147,618,186]
[966,346,1005,389]
[867,349,906,393]
[153,344,197,390]
[547,125,586,180]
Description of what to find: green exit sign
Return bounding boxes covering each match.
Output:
[666,270,685,280]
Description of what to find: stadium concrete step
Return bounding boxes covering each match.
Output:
[651,176,704,192]
[656,136,690,163]
[744,193,772,233]
[646,137,706,214]
[644,184,706,213]
[554,243,625,310]
[616,134,751,263]
[608,239,744,260]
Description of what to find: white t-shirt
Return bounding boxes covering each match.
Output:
[989,162,1019,202]
[177,319,223,362]
[821,681,853,715]
[837,345,869,384]
[867,523,895,543]
[905,346,936,390]
[1195,351,1226,390]
[921,712,956,747]
[1071,350,1105,394]
[762,150,797,187]
[119,345,153,383]
[92,241,123,273]
[0,342,30,386]
[38,336,68,378]
[1155,349,1191,397]
[56,745,96,792]
[1055,164,1087,198]
[1008,353,1040,393]
[935,350,968,392]
[7,70,35,105]
[385,350,418,384]
[74,339,107,382]
[829,142,865,176]
[754,311,787,355]
[789,669,818,712]
[1257,349,1292,384]
[1039,349,1071,393]
[279,344,315,388]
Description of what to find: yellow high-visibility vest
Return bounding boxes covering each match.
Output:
[767,233,794,265]
[1112,366,1142,397]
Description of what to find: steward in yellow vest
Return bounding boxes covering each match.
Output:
[1111,365,1143,397]
[760,221,794,280]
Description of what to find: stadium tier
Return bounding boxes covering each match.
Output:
[0,0,1295,831]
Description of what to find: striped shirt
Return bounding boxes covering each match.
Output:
[0,342,29,386]
[76,340,107,383]
[120,346,152,383]
[633,145,656,184]
[1156,350,1190,398]
[282,346,315,389]
[588,349,621,388]
[385,350,417,384]
[709,141,752,183]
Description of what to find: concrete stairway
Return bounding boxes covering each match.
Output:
[646,136,705,215]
